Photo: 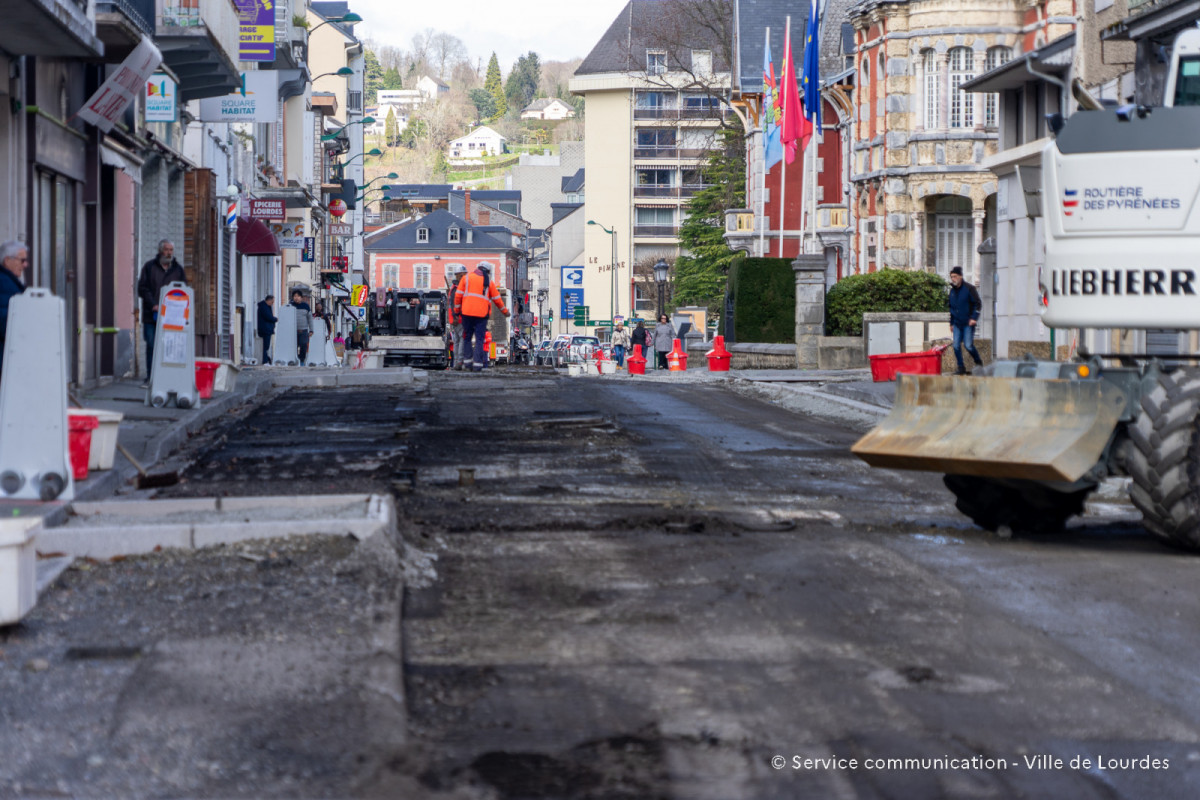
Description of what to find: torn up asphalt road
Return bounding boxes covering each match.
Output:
[4,368,1196,799]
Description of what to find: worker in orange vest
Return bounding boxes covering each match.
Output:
[454,261,509,372]
[446,264,468,370]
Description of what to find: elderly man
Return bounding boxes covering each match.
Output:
[0,240,29,379]
[136,239,186,387]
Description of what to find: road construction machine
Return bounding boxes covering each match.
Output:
[853,28,1200,550]
[365,288,450,369]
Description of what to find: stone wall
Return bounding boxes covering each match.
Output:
[686,342,796,370]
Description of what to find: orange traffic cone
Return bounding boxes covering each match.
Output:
[627,344,647,375]
[667,338,688,371]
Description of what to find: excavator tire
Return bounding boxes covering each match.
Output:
[943,475,1091,534]
[1126,368,1200,551]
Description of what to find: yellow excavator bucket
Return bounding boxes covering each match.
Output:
[851,375,1127,483]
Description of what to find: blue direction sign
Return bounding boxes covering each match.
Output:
[561,288,584,320]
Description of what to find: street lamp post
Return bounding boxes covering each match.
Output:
[308,13,362,36]
[587,220,619,335]
[536,288,548,342]
[654,258,670,318]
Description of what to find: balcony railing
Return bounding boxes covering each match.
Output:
[97,0,155,35]
[634,185,680,198]
[157,0,239,63]
[633,225,679,237]
[634,145,678,158]
[634,107,679,120]
[680,106,729,121]
[680,183,714,198]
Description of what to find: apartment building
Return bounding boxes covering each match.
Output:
[569,0,731,325]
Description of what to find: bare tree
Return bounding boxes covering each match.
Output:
[634,0,734,118]
[409,28,436,75]
[539,58,583,100]
[431,32,468,80]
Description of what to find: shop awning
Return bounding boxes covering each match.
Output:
[236,217,280,256]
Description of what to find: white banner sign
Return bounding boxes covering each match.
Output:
[269,221,306,249]
[197,71,279,123]
[329,223,352,236]
[78,38,163,132]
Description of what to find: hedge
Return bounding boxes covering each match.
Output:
[825,269,948,337]
[729,257,795,343]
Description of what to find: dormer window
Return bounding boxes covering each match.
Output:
[417,227,429,243]
[448,227,461,243]
[466,230,473,243]
[647,50,667,76]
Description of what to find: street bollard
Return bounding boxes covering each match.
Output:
[0,289,74,501]
[627,344,647,375]
[146,282,199,409]
[275,306,299,366]
[706,335,731,372]
[667,338,688,371]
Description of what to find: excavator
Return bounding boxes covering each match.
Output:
[853,28,1200,550]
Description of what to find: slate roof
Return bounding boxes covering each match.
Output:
[382,184,453,202]
[364,210,512,252]
[551,203,584,224]
[457,190,521,203]
[576,0,731,76]
[561,168,585,194]
[310,2,357,39]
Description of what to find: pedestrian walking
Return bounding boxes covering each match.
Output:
[136,239,186,387]
[630,319,650,363]
[0,240,29,380]
[453,261,508,373]
[610,321,630,368]
[257,294,276,364]
[653,314,674,370]
[291,289,312,364]
[948,266,983,375]
[446,264,468,370]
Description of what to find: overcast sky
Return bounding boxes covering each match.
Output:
[351,0,628,71]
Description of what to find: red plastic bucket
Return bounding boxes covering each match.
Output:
[195,360,220,399]
[67,413,99,481]
[869,347,946,382]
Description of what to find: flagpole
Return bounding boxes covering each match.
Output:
[778,17,790,257]
[759,28,770,256]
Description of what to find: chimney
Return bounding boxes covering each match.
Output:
[464,190,472,221]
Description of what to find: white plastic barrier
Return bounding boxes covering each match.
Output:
[275,306,299,366]
[0,518,39,625]
[307,320,338,366]
[0,289,73,501]
[147,282,199,409]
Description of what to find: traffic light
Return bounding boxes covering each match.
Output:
[548,308,553,321]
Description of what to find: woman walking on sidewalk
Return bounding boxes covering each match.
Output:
[653,314,673,370]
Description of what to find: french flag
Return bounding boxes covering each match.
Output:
[1063,189,1078,217]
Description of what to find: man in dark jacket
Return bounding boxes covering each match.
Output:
[948,266,983,375]
[257,295,277,364]
[136,240,186,386]
[0,240,29,380]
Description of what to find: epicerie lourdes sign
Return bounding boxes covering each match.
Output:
[248,199,285,220]
[197,71,279,123]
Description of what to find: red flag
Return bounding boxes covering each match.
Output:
[778,25,808,164]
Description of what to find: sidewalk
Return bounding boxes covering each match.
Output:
[0,365,419,526]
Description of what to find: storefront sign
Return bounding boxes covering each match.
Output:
[328,199,348,218]
[248,199,286,220]
[145,73,178,123]
[197,71,279,123]
[235,0,277,62]
[331,256,349,272]
[268,221,305,248]
[78,37,163,132]
[301,238,315,262]
[351,285,368,306]
[329,223,353,236]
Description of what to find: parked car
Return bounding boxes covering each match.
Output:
[568,335,600,363]
[534,340,555,365]
[551,336,572,367]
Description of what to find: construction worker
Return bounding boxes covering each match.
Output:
[454,261,509,372]
[446,264,468,370]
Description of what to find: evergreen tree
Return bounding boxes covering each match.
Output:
[672,129,746,314]
[381,66,404,91]
[384,106,399,147]
[484,52,507,121]
[364,48,384,105]
[469,88,496,122]
[505,51,541,110]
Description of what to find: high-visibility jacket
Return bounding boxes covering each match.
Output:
[455,270,508,318]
